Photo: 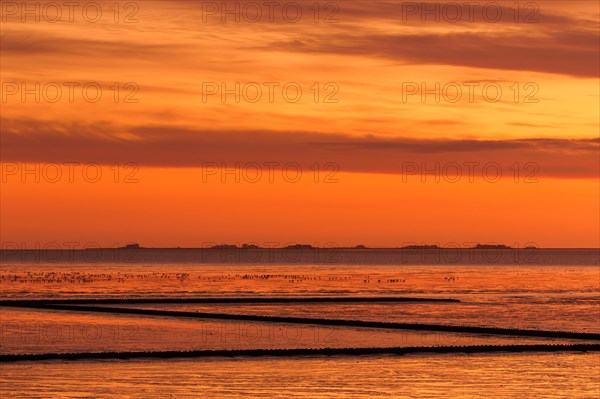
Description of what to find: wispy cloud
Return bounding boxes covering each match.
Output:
[271,30,600,77]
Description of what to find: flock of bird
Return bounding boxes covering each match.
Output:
[0,271,462,285]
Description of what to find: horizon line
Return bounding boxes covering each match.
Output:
[2,245,600,251]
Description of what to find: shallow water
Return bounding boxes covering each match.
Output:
[1,254,598,397]
[118,293,599,333]
[2,263,598,332]
[2,353,599,398]
[1,262,597,300]
[2,307,588,355]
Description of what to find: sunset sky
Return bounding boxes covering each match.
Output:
[1,0,599,248]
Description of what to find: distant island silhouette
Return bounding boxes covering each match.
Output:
[113,243,523,250]
[119,243,141,249]
[473,244,512,249]
[401,245,441,249]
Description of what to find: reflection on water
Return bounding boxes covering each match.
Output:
[2,264,598,333]
[122,294,599,333]
[2,308,587,355]
[1,264,598,300]
[1,258,598,397]
[2,353,599,398]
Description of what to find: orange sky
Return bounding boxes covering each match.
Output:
[1,0,599,248]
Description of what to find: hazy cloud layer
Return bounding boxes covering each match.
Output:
[2,119,598,178]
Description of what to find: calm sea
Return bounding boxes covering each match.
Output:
[1,249,598,397]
